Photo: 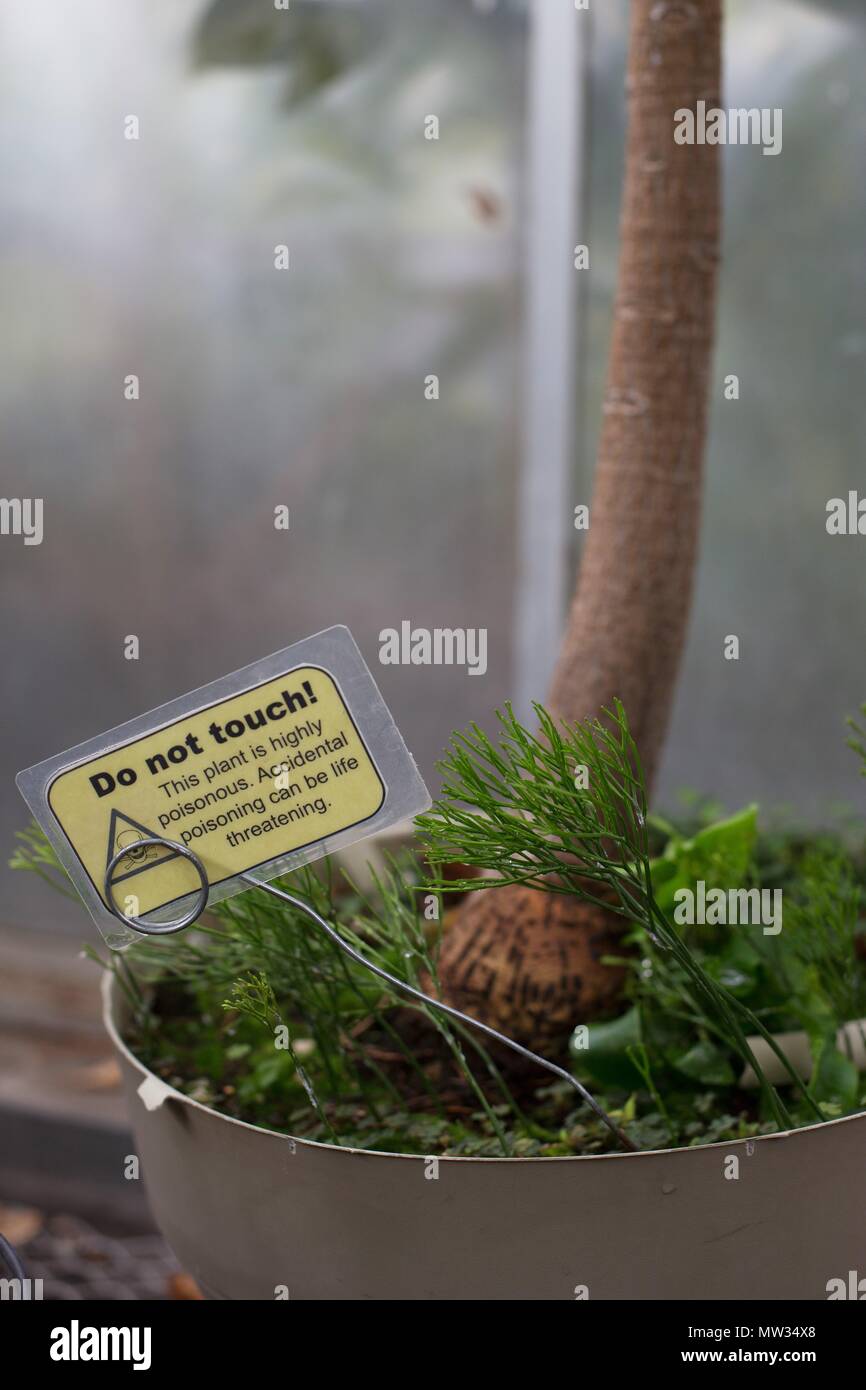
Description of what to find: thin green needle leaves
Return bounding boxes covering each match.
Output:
[418,700,823,1131]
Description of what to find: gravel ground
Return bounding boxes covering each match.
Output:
[0,1204,201,1300]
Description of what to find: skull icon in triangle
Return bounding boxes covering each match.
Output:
[105,809,186,886]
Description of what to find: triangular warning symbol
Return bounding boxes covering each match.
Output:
[106,808,185,886]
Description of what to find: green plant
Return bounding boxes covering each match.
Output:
[582,848,866,1120]
[10,823,79,901]
[114,851,555,1155]
[12,701,866,1157]
[417,701,825,1130]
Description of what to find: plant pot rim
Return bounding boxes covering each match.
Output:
[102,970,866,1166]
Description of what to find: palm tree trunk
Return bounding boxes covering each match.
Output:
[436,0,722,1048]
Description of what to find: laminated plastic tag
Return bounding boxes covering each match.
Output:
[17,626,430,949]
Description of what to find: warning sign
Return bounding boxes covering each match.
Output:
[17,628,429,946]
[48,666,384,917]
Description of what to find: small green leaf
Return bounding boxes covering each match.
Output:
[809,1036,859,1110]
[650,805,759,918]
[571,1007,643,1088]
[673,1040,737,1087]
[703,935,761,998]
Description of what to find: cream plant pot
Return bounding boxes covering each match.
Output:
[103,973,866,1301]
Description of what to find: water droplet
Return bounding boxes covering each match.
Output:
[296,1066,317,1107]
[646,929,670,952]
[661,1181,677,1195]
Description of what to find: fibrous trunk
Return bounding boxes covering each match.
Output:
[437,0,723,1048]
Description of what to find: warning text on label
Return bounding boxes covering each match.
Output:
[47,667,385,915]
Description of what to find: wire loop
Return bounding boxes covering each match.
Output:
[104,837,209,936]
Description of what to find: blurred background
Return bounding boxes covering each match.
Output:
[0,0,864,1289]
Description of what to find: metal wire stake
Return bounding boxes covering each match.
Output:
[102,833,636,1152]
[243,875,637,1152]
[0,1233,27,1283]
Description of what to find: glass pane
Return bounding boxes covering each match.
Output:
[0,0,527,932]
[584,0,866,818]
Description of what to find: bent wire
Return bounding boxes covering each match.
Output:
[104,834,637,1153]
[0,1233,27,1283]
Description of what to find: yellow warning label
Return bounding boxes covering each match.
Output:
[47,666,385,917]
